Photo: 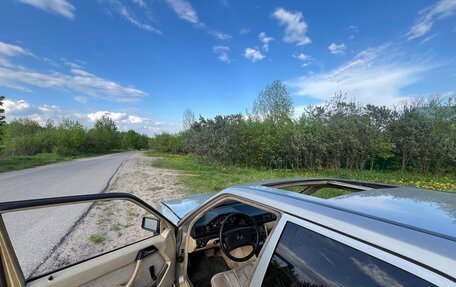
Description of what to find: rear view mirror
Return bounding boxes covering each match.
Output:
[142,217,160,234]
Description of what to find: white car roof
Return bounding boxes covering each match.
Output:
[219,185,456,280]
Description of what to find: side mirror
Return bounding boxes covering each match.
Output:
[142,217,160,234]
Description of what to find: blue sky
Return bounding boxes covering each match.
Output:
[0,0,455,135]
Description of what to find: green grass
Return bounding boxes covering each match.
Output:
[110,224,121,232]
[146,151,456,196]
[0,153,72,173]
[89,234,105,244]
[0,151,124,173]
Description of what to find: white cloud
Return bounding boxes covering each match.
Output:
[208,30,232,40]
[109,0,162,34]
[166,0,199,24]
[294,53,310,61]
[328,42,346,55]
[132,0,146,8]
[355,44,390,61]
[3,99,30,113]
[74,95,88,103]
[348,25,358,32]
[165,0,231,40]
[17,0,75,19]
[61,59,83,69]
[0,66,147,101]
[3,99,65,125]
[272,7,311,46]
[2,99,176,135]
[288,45,431,106]
[213,46,231,63]
[0,44,148,102]
[244,48,265,62]
[87,111,127,122]
[128,115,143,123]
[293,53,310,67]
[240,28,250,35]
[258,32,273,51]
[0,42,34,57]
[407,0,456,40]
[87,111,144,124]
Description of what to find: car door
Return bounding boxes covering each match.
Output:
[0,193,177,287]
[250,213,455,286]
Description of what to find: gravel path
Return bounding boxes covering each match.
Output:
[32,153,186,277]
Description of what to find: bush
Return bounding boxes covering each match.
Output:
[2,119,54,155]
[1,115,148,157]
[121,130,148,150]
[155,87,455,174]
[54,120,86,155]
[149,133,185,154]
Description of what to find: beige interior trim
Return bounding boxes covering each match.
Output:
[220,246,256,270]
[28,228,176,287]
[178,194,281,285]
[187,221,276,254]
[84,256,168,287]
[0,215,25,287]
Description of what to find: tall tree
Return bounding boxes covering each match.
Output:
[183,108,195,130]
[252,80,294,123]
[86,115,120,152]
[0,96,5,142]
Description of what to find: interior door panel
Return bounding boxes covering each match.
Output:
[27,229,176,287]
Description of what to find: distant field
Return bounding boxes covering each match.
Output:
[146,152,456,195]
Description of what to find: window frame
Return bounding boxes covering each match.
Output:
[0,192,177,283]
[251,213,454,286]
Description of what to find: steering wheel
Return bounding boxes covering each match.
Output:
[219,213,259,262]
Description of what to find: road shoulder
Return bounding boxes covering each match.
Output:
[32,152,186,277]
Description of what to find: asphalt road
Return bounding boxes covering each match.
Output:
[0,151,137,278]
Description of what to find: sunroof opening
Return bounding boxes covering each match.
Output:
[262,179,396,199]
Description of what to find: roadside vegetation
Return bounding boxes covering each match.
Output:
[149,81,455,192]
[147,152,455,194]
[89,234,105,244]
[0,96,149,172]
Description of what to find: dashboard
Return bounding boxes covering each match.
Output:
[190,202,277,249]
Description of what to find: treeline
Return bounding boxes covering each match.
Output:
[0,115,149,156]
[150,81,456,173]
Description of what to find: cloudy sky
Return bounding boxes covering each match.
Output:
[0,0,455,135]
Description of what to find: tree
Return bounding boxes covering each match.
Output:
[252,80,294,124]
[121,130,148,150]
[54,119,86,155]
[183,108,195,130]
[85,115,120,152]
[0,96,5,143]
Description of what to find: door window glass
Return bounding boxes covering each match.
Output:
[262,222,436,287]
[3,199,157,280]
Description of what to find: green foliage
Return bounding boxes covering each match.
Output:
[121,130,148,150]
[147,153,456,194]
[149,132,185,153]
[54,119,86,155]
[151,82,455,174]
[2,119,53,155]
[252,80,294,123]
[85,115,121,153]
[182,108,195,130]
[89,234,105,244]
[0,95,5,143]
[0,113,149,166]
[0,153,70,172]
